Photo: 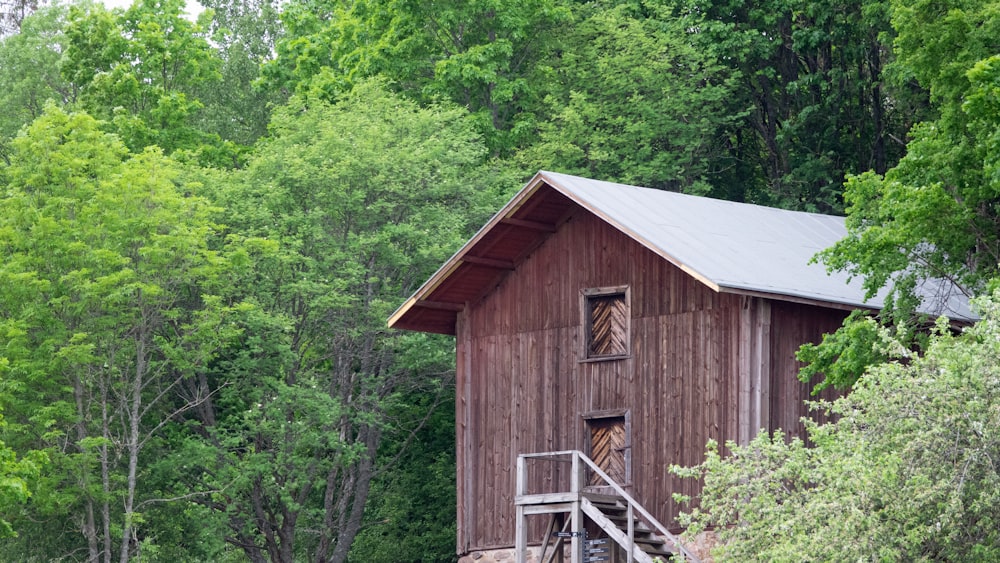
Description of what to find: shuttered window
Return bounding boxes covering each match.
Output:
[583,286,630,359]
[588,417,627,486]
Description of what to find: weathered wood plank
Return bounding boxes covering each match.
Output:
[757,300,772,436]
[457,310,472,553]
[738,296,752,446]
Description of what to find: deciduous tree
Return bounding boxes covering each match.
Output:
[62,0,230,161]
[518,1,739,194]
[684,0,912,211]
[265,0,570,155]
[0,105,237,561]
[195,0,286,146]
[0,4,74,163]
[802,0,1000,390]
[177,80,501,562]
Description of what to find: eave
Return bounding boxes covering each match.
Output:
[388,173,577,335]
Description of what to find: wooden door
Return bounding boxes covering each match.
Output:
[588,417,627,486]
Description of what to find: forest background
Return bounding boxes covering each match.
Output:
[0,0,997,561]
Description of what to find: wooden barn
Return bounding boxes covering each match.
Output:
[388,171,971,563]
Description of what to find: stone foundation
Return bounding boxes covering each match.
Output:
[458,532,718,563]
[458,546,542,563]
[684,530,719,562]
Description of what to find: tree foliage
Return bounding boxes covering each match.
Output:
[62,0,233,162]
[518,1,739,194]
[0,415,45,539]
[266,0,570,155]
[0,104,238,561]
[800,0,1000,390]
[821,0,1000,297]
[169,81,499,562]
[266,0,914,204]
[195,0,286,146]
[674,292,1000,561]
[682,0,914,211]
[1,0,996,559]
[0,4,74,152]
[347,383,457,563]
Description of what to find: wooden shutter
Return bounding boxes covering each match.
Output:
[588,293,627,357]
[589,417,626,486]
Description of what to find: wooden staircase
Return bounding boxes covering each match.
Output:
[582,494,677,562]
[515,450,700,563]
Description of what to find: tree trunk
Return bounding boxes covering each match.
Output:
[73,374,100,563]
[119,318,148,563]
[325,425,379,563]
[100,373,113,563]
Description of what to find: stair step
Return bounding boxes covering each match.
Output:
[579,492,696,562]
[590,505,628,517]
[583,492,625,506]
[605,514,652,528]
[642,546,675,557]
[632,535,666,547]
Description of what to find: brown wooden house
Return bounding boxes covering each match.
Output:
[388,171,971,562]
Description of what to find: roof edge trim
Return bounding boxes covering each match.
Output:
[717,285,878,313]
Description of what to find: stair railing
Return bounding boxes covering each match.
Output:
[516,450,701,563]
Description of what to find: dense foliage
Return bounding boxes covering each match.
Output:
[800,0,1000,391]
[178,81,498,562]
[673,3,1000,560]
[0,0,996,560]
[0,105,238,561]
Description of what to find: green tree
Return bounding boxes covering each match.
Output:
[673,292,1000,561]
[347,382,457,563]
[517,1,739,194]
[801,0,1000,390]
[177,80,501,562]
[0,414,46,539]
[820,0,1000,297]
[62,0,231,161]
[0,105,237,561]
[685,0,912,211]
[195,0,286,146]
[265,0,570,154]
[0,3,75,163]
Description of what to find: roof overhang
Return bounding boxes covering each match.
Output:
[388,172,575,334]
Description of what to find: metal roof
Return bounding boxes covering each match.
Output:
[388,171,974,334]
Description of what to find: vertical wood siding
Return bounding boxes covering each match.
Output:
[456,208,848,552]
[768,301,846,435]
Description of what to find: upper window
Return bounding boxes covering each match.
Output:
[583,286,630,360]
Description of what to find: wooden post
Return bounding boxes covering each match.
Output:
[516,505,527,563]
[516,455,527,563]
[739,296,773,444]
[756,300,772,435]
[571,452,583,563]
[626,503,634,563]
[738,296,752,445]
